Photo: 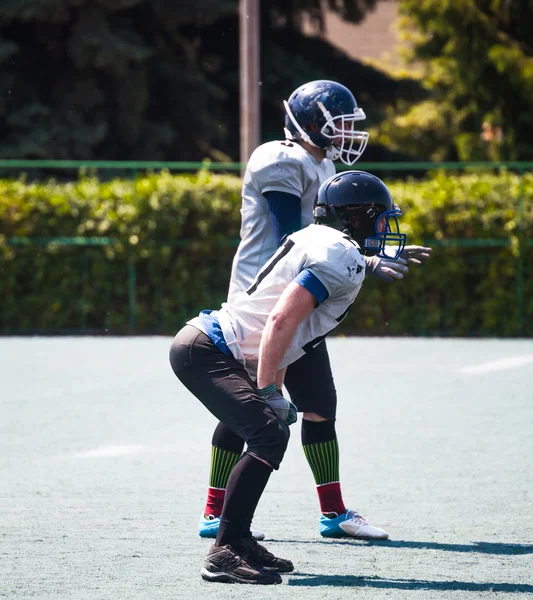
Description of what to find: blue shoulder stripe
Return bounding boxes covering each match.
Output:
[294,269,329,305]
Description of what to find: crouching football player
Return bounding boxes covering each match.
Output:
[169,170,407,584]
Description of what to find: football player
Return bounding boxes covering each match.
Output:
[198,80,431,542]
[169,170,408,583]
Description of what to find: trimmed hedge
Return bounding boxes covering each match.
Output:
[0,169,532,336]
[362,171,533,337]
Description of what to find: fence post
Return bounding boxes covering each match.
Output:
[516,169,525,337]
[128,256,137,333]
[130,168,137,188]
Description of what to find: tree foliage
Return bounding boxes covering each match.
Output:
[266,0,380,31]
[0,0,421,162]
[373,0,533,161]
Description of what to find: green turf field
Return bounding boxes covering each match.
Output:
[1,336,532,599]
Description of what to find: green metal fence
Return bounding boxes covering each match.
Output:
[2,160,532,336]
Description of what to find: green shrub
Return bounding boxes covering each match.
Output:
[353,170,533,337]
[0,168,531,336]
[0,169,242,333]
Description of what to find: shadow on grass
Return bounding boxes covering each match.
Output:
[288,574,533,593]
[267,539,533,555]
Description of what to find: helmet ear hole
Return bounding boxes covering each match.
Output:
[350,216,361,229]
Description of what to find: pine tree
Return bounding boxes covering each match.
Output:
[0,0,419,161]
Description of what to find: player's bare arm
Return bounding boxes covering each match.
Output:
[256,281,317,388]
[275,367,287,390]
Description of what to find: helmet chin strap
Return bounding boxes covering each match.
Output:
[328,204,351,236]
[283,100,318,146]
[318,102,341,159]
[326,145,341,161]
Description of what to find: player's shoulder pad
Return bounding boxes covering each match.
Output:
[337,235,366,283]
[247,140,313,196]
[247,140,311,176]
[327,229,366,276]
[301,225,366,289]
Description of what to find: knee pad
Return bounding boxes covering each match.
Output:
[246,418,290,470]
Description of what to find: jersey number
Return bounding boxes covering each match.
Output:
[246,238,295,295]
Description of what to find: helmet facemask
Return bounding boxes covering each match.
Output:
[283,99,369,166]
[365,209,406,259]
[328,204,406,259]
[318,102,369,166]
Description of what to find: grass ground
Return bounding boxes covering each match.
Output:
[1,336,532,599]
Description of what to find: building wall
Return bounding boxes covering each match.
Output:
[308,2,401,66]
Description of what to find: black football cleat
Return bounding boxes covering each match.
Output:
[237,535,294,573]
[201,544,282,584]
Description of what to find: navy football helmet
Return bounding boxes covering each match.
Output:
[313,171,406,259]
[283,80,369,165]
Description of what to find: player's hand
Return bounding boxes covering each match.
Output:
[364,255,409,283]
[400,245,432,265]
[257,383,297,425]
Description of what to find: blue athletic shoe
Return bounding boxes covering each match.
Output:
[198,515,266,541]
[319,509,389,539]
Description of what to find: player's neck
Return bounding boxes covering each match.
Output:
[297,140,327,163]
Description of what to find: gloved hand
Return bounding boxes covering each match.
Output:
[400,245,432,265]
[364,255,409,283]
[257,383,297,425]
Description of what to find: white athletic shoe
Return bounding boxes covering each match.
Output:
[319,509,389,539]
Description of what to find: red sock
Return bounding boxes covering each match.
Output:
[316,482,346,516]
[204,487,226,518]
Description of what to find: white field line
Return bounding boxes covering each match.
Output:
[460,354,533,374]
[74,445,144,458]
[73,444,185,458]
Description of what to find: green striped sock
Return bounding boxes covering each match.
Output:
[209,446,240,489]
[302,439,340,486]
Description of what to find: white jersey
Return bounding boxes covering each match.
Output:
[190,224,366,379]
[227,140,335,302]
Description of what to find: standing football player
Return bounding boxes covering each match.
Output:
[198,80,431,541]
[170,171,408,583]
